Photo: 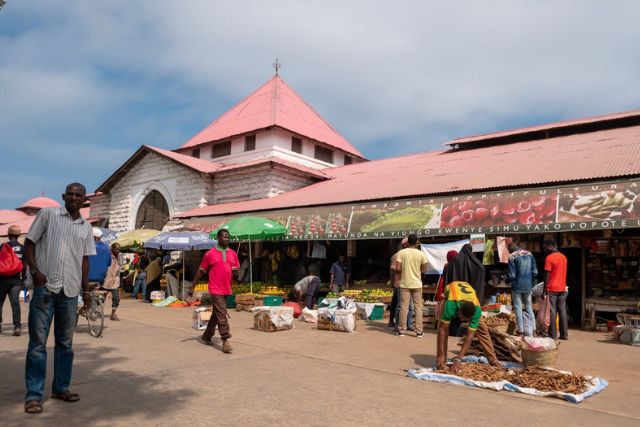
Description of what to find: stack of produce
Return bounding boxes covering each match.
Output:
[235,293,264,311]
[327,289,393,303]
[464,327,522,363]
[435,363,588,394]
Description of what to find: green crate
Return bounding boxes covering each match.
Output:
[368,305,384,320]
[263,296,283,306]
[225,294,236,309]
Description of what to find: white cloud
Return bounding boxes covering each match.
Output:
[1,0,640,206]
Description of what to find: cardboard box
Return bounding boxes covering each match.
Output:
[192,308,212,330]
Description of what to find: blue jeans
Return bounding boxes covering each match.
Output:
[394,288,414,330]
[131,272,146,299]
[25,286,78,402]
[511,291,535,336]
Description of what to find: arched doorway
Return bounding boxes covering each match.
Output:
[135,190,169,230]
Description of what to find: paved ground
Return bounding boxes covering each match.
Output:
[1,299,639,427]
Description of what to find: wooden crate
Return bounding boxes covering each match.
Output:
[317,315,357,332]
[236,294,257,303]
[423,315,438,329]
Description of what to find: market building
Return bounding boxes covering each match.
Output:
[172,108,640,329]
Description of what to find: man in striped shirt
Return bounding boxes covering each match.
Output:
[23,183,96,414]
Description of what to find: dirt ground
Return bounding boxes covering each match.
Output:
[1,299,639,426]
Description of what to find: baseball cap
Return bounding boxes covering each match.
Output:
[92,227,103,238]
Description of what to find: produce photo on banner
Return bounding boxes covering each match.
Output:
[349,203,441,233]
[440,192,557,228]
[557,183,640,223]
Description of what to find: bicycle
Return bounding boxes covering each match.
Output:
[76,283,108,337]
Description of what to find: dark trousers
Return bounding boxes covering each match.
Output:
[549,291,569,339]
[101,287,120,309]
[304,278,320,310]
[202,295,231,340]
[0,277,22,328]
[389,287,399,323]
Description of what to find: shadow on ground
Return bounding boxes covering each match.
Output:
[0,342,196,424]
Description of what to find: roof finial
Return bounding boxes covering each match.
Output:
[273,57,281,76]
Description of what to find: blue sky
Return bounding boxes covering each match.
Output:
[1,1,640,208]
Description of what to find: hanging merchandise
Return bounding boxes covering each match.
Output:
[497,237,513,263]
[483,239,496,265]
[421,239,469,274]
[311,242,327,259]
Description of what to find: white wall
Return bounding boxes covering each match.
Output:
[106,152,211,232]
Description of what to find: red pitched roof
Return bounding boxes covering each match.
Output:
[0,210,30,225]
[146,146,222,173]
[179,76,364,158]
[449,109,640,146]
[178,124,640,218]
[0,216,35,237]
[18,197,61,210]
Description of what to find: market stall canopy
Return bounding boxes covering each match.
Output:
[112,229,160,250]
[212,216,288,241]
[144,231,216,251]
[97,227,118,245]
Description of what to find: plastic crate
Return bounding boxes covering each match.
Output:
[368,304,384,320]
[263,296,283,306]
[225,295,236,309]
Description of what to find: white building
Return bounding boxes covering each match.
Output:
[91,75,366,232]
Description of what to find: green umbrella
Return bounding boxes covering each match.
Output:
[211,216,288,292]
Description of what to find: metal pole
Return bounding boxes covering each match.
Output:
[182,251,185,300]
[249,238,253,293]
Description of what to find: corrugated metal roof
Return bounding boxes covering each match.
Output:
[0,210,29,225]
[449,109,640,146]
[148,146,222,173]
[177,124,640,218]
[0,216,35,237]
[179,76,364,158]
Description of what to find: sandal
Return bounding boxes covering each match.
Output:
[25,400,43,414]
[51,390,80,402]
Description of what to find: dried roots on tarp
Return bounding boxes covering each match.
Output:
[463,327,523,363]
[436,363,588,394]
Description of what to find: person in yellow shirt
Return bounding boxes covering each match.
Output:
[394,234,428,337]
[436,281,500,371]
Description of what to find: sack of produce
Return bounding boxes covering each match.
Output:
[283,301,302,318]
[300,307,318,323]
[317,307,357,332]
[251,306,294,332]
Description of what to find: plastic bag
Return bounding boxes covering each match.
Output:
[536,295,551,333]
[523,336,556,351]
[300,307,318,323]
[283,301,302,318]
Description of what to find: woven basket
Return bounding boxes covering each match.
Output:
[521,347,558,368]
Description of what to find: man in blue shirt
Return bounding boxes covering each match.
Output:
[329,255,350,293]
[88,228,112,285]
[506,243,538,337]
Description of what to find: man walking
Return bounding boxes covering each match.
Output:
[192,229,239,353]
[23,183,96,414]
[0,225,26,336]
[394,234,427,337]
[506,242,538,336]
[329,255,350,293]
[543,240,569,340]
[103,243,122,321]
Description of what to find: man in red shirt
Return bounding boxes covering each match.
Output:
[192,229,239,353]
[543,240,569,340]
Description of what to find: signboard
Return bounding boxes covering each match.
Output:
[182,178,640,241]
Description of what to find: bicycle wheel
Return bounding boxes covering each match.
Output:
[87,294,104,337]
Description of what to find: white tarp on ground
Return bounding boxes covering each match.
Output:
[407,356,608,403]
[420,239,469,274]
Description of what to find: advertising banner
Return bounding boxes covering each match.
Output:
[182,179,640,241]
